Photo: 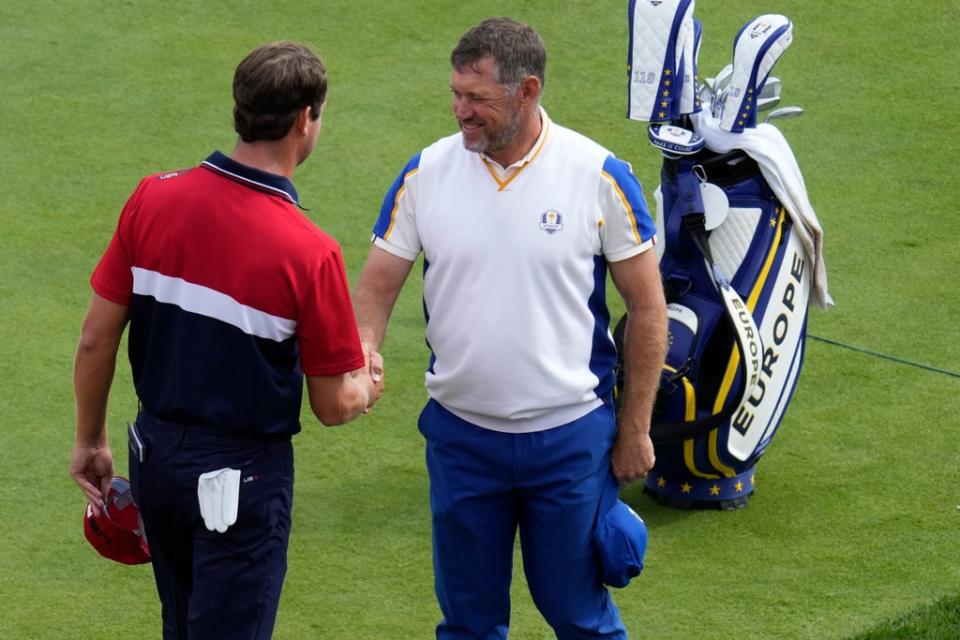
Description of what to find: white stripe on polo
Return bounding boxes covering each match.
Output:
[131,267,296,342]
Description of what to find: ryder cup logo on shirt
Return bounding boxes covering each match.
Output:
[539,210,564,234]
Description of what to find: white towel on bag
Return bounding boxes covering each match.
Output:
[692,108,834,309]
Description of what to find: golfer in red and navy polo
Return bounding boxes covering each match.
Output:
[70,42,383,639]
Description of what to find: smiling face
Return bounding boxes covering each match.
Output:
[450,56,525,160]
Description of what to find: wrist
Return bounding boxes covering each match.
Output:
[75,439,108,449]
[75,427,108,449]
[615,409,651,435]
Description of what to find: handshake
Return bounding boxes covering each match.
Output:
[307,341,385,426]
[357,342,385,416]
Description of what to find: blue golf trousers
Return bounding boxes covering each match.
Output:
[418,399,627,640]
[129,412,294,640]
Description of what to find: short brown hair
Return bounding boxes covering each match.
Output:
[233,41,327,143]
[451,17,546,91]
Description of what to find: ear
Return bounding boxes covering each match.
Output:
[294,105,313,136]
[518,76,542,106]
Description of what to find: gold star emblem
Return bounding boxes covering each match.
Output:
[681,482,692,494]
[709,485,720,496]
[662,90,670,97]
[665,79,672,87]
[738,120,744,126]
[748,87,754,94]
[658,110,666,119]
[657,476,667,488]
[746,96,752,102]
[661,100,668,108]
[735,481,743,493]
[744,105,751,111]
[664,68,672,76]
[769,217,777,227]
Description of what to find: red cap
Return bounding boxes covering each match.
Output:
[83,476,151,565]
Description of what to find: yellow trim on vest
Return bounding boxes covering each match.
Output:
[482,117,551,192]
[600,171,643,244]
[384,167,419,240]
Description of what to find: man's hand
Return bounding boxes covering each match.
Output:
[363,341,384,385]
[72,294,127,510]
[69,443,114,511]
[360,342,385,412]
[610,422,656,486]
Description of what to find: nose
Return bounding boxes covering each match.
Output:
[453,95,473,121]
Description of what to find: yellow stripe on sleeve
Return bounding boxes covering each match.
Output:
[383,167,419,240]
[601,171,643,244]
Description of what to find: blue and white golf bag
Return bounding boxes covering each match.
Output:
[618,1,829,509]
[614,146,810,509]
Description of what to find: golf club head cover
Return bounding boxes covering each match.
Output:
[627,0,695,122]
[676,15,702,116]
[718,14,793,132]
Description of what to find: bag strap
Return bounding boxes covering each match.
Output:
[649,167,762,444]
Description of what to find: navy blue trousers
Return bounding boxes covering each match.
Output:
[129,412,294,640]
[419,400,627,640]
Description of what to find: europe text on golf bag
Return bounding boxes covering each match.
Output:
[616,149,810,509]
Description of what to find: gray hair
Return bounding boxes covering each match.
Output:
[450,17,546,92]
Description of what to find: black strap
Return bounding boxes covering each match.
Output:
[647,168,761,445]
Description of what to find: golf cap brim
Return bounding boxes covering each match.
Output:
[83,477,151,565]
[594,498,648,588]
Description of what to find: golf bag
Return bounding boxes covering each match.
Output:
[614,145,810,509]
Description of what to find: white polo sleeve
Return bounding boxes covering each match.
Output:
[371,153,422,261]
[598,155,657,262]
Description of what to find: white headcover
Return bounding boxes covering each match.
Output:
[627,0,696,122]
[717,14,793,132]
[676,13,700,115]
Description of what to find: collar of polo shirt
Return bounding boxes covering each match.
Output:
[480,107,553,190]
[201,151,301,206]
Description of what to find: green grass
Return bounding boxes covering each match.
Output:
[1,1,958,638]
[847,594,960,640]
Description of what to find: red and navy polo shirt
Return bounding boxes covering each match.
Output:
[92,151,365,436]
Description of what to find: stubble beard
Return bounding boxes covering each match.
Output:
[462,107,523,155]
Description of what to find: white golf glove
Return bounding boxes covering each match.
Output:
[197,468,241,533]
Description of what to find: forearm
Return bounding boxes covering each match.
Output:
[352,246,414,350]
[334,371,373,424]
[618,304,668,433]
[352,286,394,350]
[307,370,379,426]
[74,335,121,446]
